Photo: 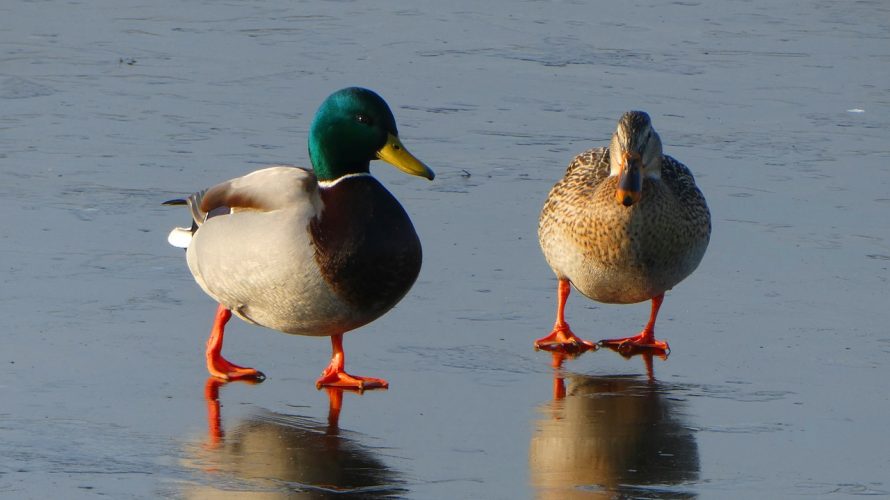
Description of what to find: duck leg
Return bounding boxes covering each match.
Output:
[599,294,671,354]
[206,304,265,381]
[534,279,597,353]
[315,334,388,390]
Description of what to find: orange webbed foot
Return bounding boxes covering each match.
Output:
[599,332,670,357]
[315,367,388,391]
[316,333,388,391]
[205,304,265,382]
[534,326,598,354]
[207,354,266,382]
[599,293,670,357]
[536,279,597,354]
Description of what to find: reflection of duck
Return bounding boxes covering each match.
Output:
[530,364,700,499]
[183,379,404,498]
[166,87,434,389]
[536,111,710,354]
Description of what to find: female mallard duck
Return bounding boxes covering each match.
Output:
[536,111,710,354]
[166,87,434,390]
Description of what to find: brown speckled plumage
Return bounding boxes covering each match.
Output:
[539,113,710,305]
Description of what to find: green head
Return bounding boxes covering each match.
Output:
[308,87,434,182]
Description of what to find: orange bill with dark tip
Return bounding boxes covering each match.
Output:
[615,151,642,206]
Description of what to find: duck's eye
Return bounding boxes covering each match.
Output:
[356,114,374,126]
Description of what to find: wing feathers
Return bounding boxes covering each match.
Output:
[165,166,320,249]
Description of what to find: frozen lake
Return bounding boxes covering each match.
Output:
[2,0,889,498]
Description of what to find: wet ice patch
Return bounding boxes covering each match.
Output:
[0,76,54,99]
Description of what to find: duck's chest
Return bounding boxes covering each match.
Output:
[578,180,681,257]
[310,178,422,314]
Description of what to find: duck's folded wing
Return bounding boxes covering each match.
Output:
[660,156,709,213]
[166,165,318,248]
[196,165,318,218]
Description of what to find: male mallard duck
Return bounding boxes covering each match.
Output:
[166,87,434,390]
[536,111,710,354]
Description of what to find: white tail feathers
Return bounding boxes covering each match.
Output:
[167,227,193,249]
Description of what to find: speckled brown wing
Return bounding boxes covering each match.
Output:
[560,147,611,191]
[539,147,610,227]
[659,155,711,241]
[538,147,610,266]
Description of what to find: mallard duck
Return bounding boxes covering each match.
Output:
[536,111,710,354]
[165,87,434,389]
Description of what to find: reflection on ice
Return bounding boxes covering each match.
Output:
[530,359,699,499]
[181,379,404,498]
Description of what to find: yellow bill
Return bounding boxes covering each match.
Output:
[377,133,435,180]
